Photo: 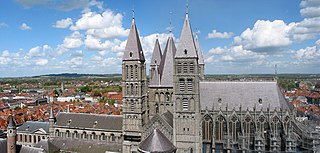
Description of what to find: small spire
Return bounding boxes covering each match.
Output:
[132,9,135,21]
[50,107,54,119]
[8,114,16,128]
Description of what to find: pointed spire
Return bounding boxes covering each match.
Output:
[175,9,197,58]
[160,36,176,87]
[122,17,145,61]
[150,64,161,86]
[150,38,162,66]
[8,114,16,128]
[49,107,54,119]
[138,129,176,153]
[195,33,204,65]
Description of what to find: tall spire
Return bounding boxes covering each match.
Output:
[160,36,176,87]
[195,33,204,65]
[175,6,197,58]
[122,14,145,61]
[150,38,162,66]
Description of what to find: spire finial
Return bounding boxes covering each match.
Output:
[169,11,173,36]
[186,0,189,15]
[132,0,135,21]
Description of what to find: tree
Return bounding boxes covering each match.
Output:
[80,85,92,93]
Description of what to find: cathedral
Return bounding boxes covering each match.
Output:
[121,6,318,153]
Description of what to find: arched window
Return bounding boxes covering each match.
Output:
[74,131,78,139]
[215,115,226,141]
[177,63,182,73]
[189,62,194,73]
[135,84,138,95]
[83,132,87,139]
[130,83,134,95]
[111,133,115,142]
[183,63,188,73]
[179,79,185,92]
[135,65,138,79]
[182,98,188,110]
[66,130,70,138]
[187,79,193,92]
[130,65,133,79]
[229,114,240,141]
[125,65,128,79]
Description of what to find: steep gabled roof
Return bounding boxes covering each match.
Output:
[122,20,145,61]
[138,129,176,153]
[175,14,197,58]
[195,34,204,65]
[150,38,162,66]
[160,37,176,87]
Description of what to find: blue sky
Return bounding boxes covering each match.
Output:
[0,0,319,77]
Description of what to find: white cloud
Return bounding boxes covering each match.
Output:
[16,0,103,12]
[53,18,73,28]
[62,31,83,49]
[20,23,31,30]
[234,20,295,52]
[70,9,128,39]
[208,47,225,55]
[206,30,233,39]
[84,35,115,50]
[0,22,8,28]
[295,39,320,60]
[35,59,48,66]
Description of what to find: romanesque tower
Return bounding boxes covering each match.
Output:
[7,114,16,153]
[122,16,148,152]
[173,10,202,152]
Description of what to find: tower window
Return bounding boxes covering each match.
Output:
[177,63,182,73]
[182,98,188,110]
[135,65,138,79]
[130,100,134,111]
[130,65,133,79]
[183,63,188,73]
[187,79,193,92]
[189,62,194,73]
[184,49,187,55]
[179,79,185,92]
[129,52,133,57]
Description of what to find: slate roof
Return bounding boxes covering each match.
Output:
[17,121,49,134]
[122,19,145,61]
[199,81,289,111]
[45,137,122,153]
[159,37,176,87]
[55,112,122,131]
[195,34,204,65]
[150,38,162,66]
[175,14,197,58]
[35,139,60,153]
[138,129,176,153]
[161,111,173,128]
[0,138,44,153]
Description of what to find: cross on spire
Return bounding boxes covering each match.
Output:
[186,0,189,15]
[169,11,173,36]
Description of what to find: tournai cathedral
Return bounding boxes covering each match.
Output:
[3,4,320,153]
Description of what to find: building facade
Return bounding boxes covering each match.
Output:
[122,8,318,153]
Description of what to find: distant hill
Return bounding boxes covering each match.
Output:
[35,73,122,78]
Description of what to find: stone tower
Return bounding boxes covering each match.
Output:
[122,17,148,152]
[173,11,202,152]
[49,107,55,137]
[7,114,16,153]
[195,34,205,80]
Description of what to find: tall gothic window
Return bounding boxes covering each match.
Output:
[187,79,193,92]
[215,115,226,141]
[125,65,129,79]
[179,79,185,92]
[135,84,138,95]
[182,98,188,110]
[229,115,240,141]
[130,84,134,95]
[202,115,213,142]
